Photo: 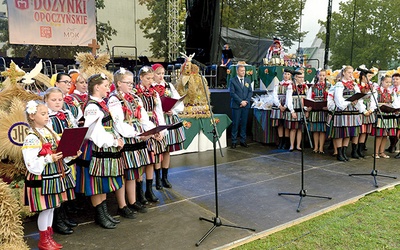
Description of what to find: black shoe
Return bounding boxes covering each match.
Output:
[145,179,159,202]
[351,143,359,159]
[231,143,237,149]
[53,207,73,235]
[129,202,148,213]
[357,143,365,158]
[155,169,163,190]
[101,201,120,224]
[336,147,346,161]
[277,137,284,149]
[95,204,116,229]
[117,206,137,219]
[342,146,349,161]
[162,168,172,188]
[240,142,249,148]
[395,153,400,159]
[136,181,149,205]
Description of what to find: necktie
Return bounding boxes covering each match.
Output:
[240,78,244,86]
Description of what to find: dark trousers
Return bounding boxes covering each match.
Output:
[231,107,249,144]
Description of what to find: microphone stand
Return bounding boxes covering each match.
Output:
[349,86,397,187]
[279,75,332,212]
[193,61,255,246]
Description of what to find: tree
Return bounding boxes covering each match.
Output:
[221,0,306,48]
[137,0,186,60]
[0,0,117,59]
[317,0,400,69]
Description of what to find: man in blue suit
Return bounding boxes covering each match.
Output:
[229,64,253,148]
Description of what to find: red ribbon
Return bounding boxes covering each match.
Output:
[98,100,109,113]
[134,106,142,119]
[56,112,66,120]
[38,142,53,156]
[64,96,74,105]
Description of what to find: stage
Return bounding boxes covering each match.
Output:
[23,139,400,249]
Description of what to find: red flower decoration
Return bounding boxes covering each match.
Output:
[56,112,66,120]
[38,142,53,156]
[307,69,312,74]
[264,68,269,74]
[64,96,74,105]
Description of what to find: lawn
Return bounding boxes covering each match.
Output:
[236,185,400,249]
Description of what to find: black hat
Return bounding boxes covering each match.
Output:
[357,67,373,75]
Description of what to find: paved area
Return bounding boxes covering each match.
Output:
[24,139,400,249]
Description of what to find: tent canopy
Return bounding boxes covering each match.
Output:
[220,27,273,65]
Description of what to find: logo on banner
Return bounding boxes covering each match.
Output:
[40,26,52,38]
[8,122,29,146]
[15,0,29,10]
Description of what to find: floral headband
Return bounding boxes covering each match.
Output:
[118,67,126,74]
[88,73,107,83]
[26,100,38,114]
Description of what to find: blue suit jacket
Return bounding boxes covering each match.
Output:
[229,76,253,109]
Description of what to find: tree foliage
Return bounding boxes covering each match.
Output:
[317,0,400,69]
[137,0,186,60]
[0,0,117,60]
[221,0,306,48]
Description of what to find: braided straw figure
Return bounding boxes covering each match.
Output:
[75,52,113,81]
[0,180,29,250]
[175,53,211,118]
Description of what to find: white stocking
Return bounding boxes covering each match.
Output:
[37,208,54,231]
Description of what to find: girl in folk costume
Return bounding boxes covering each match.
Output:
[331,66,365,162]
[353,67,376,159]
[271,69,292,149]
[22,100,80,250]
[80,73,125,229]
[152,63,186,189]
[68,72,88,126]
[387,73,400,154]
[135,66,167,203]
[52,72,83,121]
[285,70,309,151]
[372,75,399,158]
[267,39,285,66]
[307,69,331,154]
[108,68,153,215]
[326,83,338,156]
[44,87,79,235]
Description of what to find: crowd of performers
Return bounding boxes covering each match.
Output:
[271,65,400,161]
[21,64,186,249]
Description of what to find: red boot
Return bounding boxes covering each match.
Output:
[47,227,63,249]
[38,230,58,250]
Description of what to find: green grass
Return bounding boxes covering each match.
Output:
[236,185,400,249]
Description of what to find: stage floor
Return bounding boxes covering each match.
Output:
[23,139,400,249]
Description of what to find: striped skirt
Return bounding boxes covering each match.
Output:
[164,114,186,152]
[270,108,285,127]
[147,137,167,164]
[89,144,123,177]
[284,110,304,130]
[75,140,123,196]
[308,110,328,132]
[371,114,398,136]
